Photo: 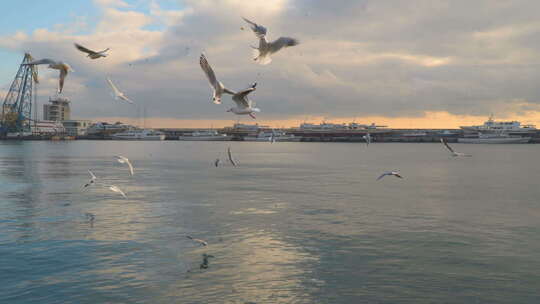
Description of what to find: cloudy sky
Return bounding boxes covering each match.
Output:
[1,0,540,128]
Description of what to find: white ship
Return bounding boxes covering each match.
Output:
[458,133,531,144]
[111,129,165,140]
[460,116,536,135]
[244,130,300,142]
[178,130,230,141]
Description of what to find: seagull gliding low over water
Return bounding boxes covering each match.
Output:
[115,155,134,176]
[441,138,471,157]
[377,171,403,181]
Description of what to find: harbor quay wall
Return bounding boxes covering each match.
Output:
[3,128,540,143]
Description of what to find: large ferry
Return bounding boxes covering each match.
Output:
[111,129,165,140]
[178,130,231,141]
[460,116,537,135]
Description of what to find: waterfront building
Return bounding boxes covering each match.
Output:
[62,120,92,136]
[43,97,71,121]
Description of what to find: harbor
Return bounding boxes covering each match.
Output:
[1,54,539,143]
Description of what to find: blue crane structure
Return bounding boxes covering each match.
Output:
[0,53,38,137]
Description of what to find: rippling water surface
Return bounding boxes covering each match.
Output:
[1,141,540,303]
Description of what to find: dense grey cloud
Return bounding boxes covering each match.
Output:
[1,0,540,123]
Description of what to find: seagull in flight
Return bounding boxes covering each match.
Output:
[115,155,134,176]
[199,53,235,104]
[107,77,133,104]
[242,17,299,65]
[228,82,261,119]
[227,147,237,167]
[83,170,97,188]
[363,132,371,147]
[74,43,110,59]
[441,138,471,157]
[186,235,208,246]
[377,171,403,181]
[22,58,73,93]
[107,185,128,199]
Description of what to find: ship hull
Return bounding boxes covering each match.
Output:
[457,137,531,144]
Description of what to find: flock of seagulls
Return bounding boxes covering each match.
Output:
[25,16,475,274]
[24,17,300,123]
[83,155,132,199]
[199,17,299,119]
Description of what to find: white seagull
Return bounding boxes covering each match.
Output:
[22,58,73,94]
[228,82,261,119]
[115,155,134,176]
[107,77,133,104]
[199,54,235,104]
[377,171,403,181]
[363,132,371,147]
[83,170,97,188]
[242,17,299,65]
[441,138,471,157]
[227,147,237,167]
[107,185,128,199]
[186,235,208,246]
[74,43,110,59]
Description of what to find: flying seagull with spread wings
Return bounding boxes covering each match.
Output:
[242,17,299,65]
[199,53,235,104]
[441,138,471,157]
[22,58,73,93]
[363,133,371,147]
[107,185,128,199]
[186,235,208,246]
[228,82,261,119]
[83,170,97,188]
[74,43,109,59]
[227,147,237,167]
[115,155,134,176]
[107,77,134,104]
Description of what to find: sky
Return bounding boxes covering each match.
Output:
[1,0,540,128]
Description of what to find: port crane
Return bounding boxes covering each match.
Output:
[0,53,38,137]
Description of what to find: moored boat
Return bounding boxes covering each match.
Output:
[111,129,165,140]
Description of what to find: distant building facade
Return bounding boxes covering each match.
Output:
[62,120,92,136]
[43,97,71,121]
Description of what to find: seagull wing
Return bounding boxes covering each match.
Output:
[23,58,57,66]
[233,85,256,108]
[74,43,97,55]
[394,173,403,179]
[440,138,454,153]
[58,68,68,94]
[242,17,267,38]
[107,77,122,96]
[88,169,97,181]
[268,37,299,54]
[126,159,134,176]
[109,185,127,199]
[97,47,110,54]
[377,172,389,180]
[227,147,237,167]
[199,54,220,91]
